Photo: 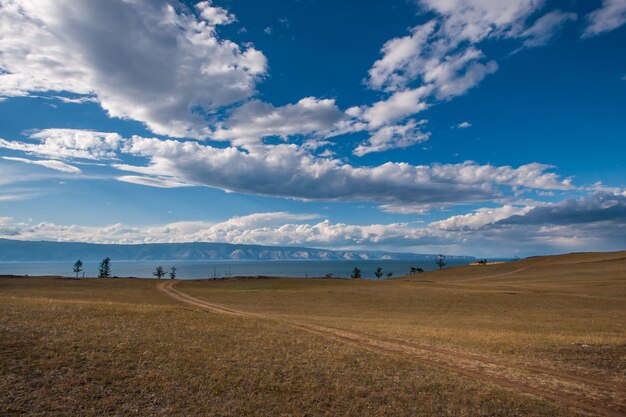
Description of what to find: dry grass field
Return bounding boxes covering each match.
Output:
[1,251,625,416]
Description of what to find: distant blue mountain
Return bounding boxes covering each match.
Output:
[0,239,474,262]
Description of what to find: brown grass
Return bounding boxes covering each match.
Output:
[1,250,625,416]
[181,252,626,366]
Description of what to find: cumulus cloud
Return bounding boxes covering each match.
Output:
[378,203,442,215]
[367,22,438,93]
[213,97,347,147]
[497,192,626,226]
[583,0,626,37]
[367,25,498,99]
[361,0,575,129]
[366,0,543,94]
[418,0,545,42]
[431,205,532,230]
[1,192,624,255]
[0,212,437,247]
[0,0,577,159]
[343,0,578,154]
[353,119,430,156]
[426,192,626,254]
[456,121,472,129]
[1,128,575,205]
[353,87,432,128]
[425,48,498,100]
[195,0,235,26]
[0,0,267,138]
[113,135,574,205]
[0,129,123,160]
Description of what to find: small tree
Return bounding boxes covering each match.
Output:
[73,259,83,278]
[98,257,111,278]
[374,267,383,279]
[153,266,166,279]
[435,254,446,270]
[410,266,424,274]
[386,272,393,279]
[169,266,177,279]
[351,267,361,279]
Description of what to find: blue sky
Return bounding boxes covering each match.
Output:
[0,0,625,257]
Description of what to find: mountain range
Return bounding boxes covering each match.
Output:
[0,239,474,262]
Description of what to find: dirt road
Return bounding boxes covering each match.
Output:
[157,280,625,417]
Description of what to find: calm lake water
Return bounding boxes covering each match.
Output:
[0,259,474,280]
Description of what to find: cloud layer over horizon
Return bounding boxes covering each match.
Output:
[1,192,624,257]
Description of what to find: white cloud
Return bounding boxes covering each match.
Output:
[2,156,81,173]
[378,202,443,215]
[1,193,624,255]
[367,0,545,94]
[0,212,435,247]
[496,192,626,226]
[356,86,432,128]
[213,97,347,146]
[367,23,499,98]
[431,205,532,230]
[51,96,99,104]
[519,11,577,48]
[0,190,41,202]
[318,149,336,158]
[345,86,433,153]
[362,0,574,130]
[456,121,472,129]
[418,0,545,41]
[196,0,235,26]
[0,129,123,160]
[0,0,267,138]
[0,0,577,160]
[113,135,573,205]
[116,175,192,189]
[354,119,430,156]
[0,161,61,185]
[424,48,498,100]
[211,212,320,229]
[420,192,626,255]
[583,0,626,37]
[2,128,572,205]
[343,0,578,158]
[367,22,438,92]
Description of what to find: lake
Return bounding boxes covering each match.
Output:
[0,259,475,279]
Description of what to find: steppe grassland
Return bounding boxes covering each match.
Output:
[1,275,582,417]
[181,252,626,375]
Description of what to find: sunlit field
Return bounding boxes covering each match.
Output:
[1,251,624,416]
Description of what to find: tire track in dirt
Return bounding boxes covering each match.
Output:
[157,280,625,417]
